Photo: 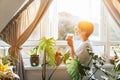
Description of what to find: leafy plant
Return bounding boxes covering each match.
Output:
[38,37,56,80]
[0,56,19,79]
[111,44,120,80]
[29,46,39,55]
[0,49,16,66]
[66,46,116,80]
[66,58,90,80]
[38,37,116,80]
[38,37,71,80]
[48,51,70,80]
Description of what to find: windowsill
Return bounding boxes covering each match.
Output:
[101,63,114,68]
[24,63,114,70]
[24,64,66,70]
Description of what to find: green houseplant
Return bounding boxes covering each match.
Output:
[38,37,56,80]
[111,44,120,80]
[29,46,40,67]
[37,37,115,80]
[66,47,115,80]
[38,37,70,80]
[0,49,19,80]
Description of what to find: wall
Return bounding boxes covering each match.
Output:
[0,0,27,32]
[24,65,116,80]
[25,67,71,80]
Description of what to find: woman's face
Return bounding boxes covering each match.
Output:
[74,26,81,36]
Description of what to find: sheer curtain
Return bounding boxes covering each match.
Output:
[102,0,120,27]
[0,0,52,80]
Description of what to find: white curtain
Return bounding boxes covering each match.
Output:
[102,0,120,27]
[0,0,52,80]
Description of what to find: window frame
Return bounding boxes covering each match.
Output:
[0,0,120,66]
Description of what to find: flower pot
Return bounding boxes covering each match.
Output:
[30,55,39,67]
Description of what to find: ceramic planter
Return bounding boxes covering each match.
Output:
[30,55,39,67]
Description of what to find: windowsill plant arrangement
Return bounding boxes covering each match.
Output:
[0,51,19,80]
[0,60,13,80]
[38,37,116,80]
[110,44,120,80]
[38,37,70,80]
[66,47,115,80]
[29,46,40,67]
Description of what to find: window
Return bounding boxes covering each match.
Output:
[57,0,105,57]
[57,0,101,41]
[0,0,120,66]
[56,0,120,59]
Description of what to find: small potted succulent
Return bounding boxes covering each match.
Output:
[29,46,39,67]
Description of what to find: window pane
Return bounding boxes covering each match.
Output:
[57,0,101,41]
[56,45,104,57]
[110,45,120,57]
[109,15,120,41]
[92,46,104,57]
[0,47,9,57]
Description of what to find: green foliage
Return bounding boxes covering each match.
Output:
[114,60,120,72]
[66,46,115,80]
[0,55,16,65]
[62,51,70,64]
[0,49,16,65]
[39,37,56,66]
[87,47,116,80]
[101,68,115,79]
[1,55,10,65]
[29,46,39,55]
[66,58,80,80]
[112,44,120,54]
[66,58,88,80]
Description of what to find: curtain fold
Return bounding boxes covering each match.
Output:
[102,0,120,27]
[0,0,52,80]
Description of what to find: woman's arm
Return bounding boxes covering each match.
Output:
[67,39,75,58]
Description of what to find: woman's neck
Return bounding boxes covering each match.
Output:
[81,36,88,42]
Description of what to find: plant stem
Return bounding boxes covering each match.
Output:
[48,66,58,80]
[81,57,93,80]
[87,57,93,66]
[88,68,98,80]
[42,49,46,80]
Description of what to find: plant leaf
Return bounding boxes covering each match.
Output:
[66,58,81,80]
[62,52,70,64]
[55,51,62,66]
[39,37,56,66]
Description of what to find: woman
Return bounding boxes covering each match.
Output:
[66,21,94,65]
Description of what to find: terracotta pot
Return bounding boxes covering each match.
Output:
[30,55,39,66]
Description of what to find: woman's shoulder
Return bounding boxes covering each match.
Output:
[82,40,92,49]
[82,40,91,45]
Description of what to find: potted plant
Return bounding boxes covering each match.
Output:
[66,47,115,80]
[37,37,116,80]
[38,37,70,80]
[38,37,56,80]
[29,46,39,67]
[0,51,19,80]
[111,44,120,80]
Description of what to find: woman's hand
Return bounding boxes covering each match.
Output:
[66,34,75,58]
[66,34,74,47]
[67,39,73,48]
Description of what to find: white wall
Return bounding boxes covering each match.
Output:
[0,0,27,32]
[25,66,116,80]
[25,68,71,80]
